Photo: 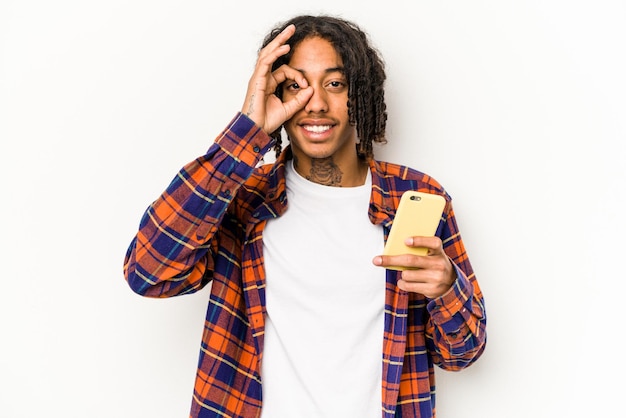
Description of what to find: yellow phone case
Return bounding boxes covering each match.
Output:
[382,191,446,270]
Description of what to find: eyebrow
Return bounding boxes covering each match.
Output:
[295,66,346,76]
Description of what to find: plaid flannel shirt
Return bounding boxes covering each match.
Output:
[124,113,487,418]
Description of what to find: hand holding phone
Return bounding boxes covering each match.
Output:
[382,191,446,271]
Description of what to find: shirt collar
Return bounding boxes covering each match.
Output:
[263,146,395,227]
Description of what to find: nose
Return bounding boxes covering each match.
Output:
[304,86,328,113]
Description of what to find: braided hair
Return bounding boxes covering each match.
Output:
[260,15,388,160]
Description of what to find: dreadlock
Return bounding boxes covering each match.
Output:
[260,15,388,160]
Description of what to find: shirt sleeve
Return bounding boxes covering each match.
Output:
[425,203,487,370]
[123,113,274,298]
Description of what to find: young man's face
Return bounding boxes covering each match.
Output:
[281,36,357,163]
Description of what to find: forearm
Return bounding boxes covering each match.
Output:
[123,113,273,297]
[426,205,487,369]
[426,265,487,370]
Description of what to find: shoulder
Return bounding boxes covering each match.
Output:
[372,159,448,197]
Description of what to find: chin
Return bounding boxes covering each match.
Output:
[289,140,332,159]
[297,147,336,161]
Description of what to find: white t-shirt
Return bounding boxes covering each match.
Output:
[260,160,385,418]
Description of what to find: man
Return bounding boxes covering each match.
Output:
[124,14,487,418]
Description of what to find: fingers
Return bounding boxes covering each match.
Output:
[251,25,295,82]
[373,235,454,297]
[373,253,431,270]
[372,252,453,298]
[278,80,313,120]
[397,254,454,297]
[404,236,444,255]
[247,64,311,133]
[242,25,295,123]
[242,24,311,132]
[259,24,296,60]
[270,64,309,92]
[374,236,443,268]
[251,24,300,91]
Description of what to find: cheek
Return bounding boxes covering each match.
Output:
[283,120,298,138]
[330,96,350,114]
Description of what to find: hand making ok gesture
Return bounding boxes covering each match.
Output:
[241,24,314,134]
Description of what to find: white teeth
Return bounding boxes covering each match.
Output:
[304,125,331,133]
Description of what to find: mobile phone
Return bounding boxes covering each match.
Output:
[382,191,446,270]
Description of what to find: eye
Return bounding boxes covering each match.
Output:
[326,80,347,91]
[284,81,301,92]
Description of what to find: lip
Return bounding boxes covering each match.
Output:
[297,119,336,141]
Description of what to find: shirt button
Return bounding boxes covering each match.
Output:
[253,145,260,153]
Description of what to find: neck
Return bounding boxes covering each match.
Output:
[293,155,368,187]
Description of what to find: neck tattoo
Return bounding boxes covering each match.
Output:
[299,157,344,186]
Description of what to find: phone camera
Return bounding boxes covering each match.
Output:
[410,195,421,201]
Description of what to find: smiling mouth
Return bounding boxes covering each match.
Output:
[303,125,332,133]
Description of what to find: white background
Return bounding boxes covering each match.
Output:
[1,1,625,417]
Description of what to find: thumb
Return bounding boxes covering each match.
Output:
[282,86,313,119]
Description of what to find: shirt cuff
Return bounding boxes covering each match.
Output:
[213,112,275,168]
[427,263,474,337]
